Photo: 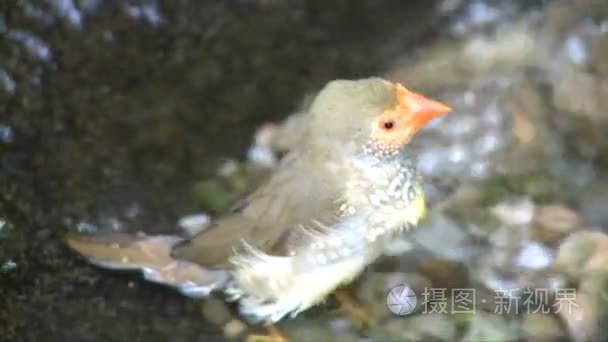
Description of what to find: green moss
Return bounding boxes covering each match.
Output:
[192,180,235,214]
[476,171,563,206]
[453,311,474,336]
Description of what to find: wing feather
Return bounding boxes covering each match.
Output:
[172,148,345,268]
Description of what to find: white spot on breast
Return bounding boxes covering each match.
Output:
[369,194,381,207]
[401,188,410,201]
[329,238,342,247]
[387,177,401,196]
[408,187,417,201]
[376,190,390,202]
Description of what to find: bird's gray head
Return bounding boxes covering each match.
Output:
[306,78,451,158]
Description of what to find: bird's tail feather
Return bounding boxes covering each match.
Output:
[65,232,229,298]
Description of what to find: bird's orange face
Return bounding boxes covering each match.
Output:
[367,83,451,157]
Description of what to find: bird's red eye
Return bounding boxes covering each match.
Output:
[383,119,394,130]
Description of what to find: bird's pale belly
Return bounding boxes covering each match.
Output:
[230,193,426,323]
[234,247,371,323]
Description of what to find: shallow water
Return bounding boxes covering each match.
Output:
[2,1,607,341]
[0,1,441,340]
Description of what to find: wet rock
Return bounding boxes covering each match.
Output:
[589,33,608,76]
[282,320,339,342]
[327,317,353,335]
[222,319,246,340]
[246,123,281,168]
[544,17,608,164]
[488,224,523,252]
[515,242,553,271]
[200,297,233,327]
[521,312,565,342]
[550,65,608,127]
[0,217,11,239]
[579,180,608,227]
[559,273,608,342]
[386,0,608,192]
[0,69,16,96]
[564,33,588,65]
[386,19,539,89]
[463,312,519,342]
[418,257,470,290]
[1,259,17,273]
[505,80,556,167]
[477,221,561,296]
[177,213,211,237]
[553,231,608,281]
[490,197,535,226]
[7,30,53,62]
[75,221,100,233]
[583,235,608,274]
[410,212,475,262]
[533,204,583,243]
[384,313,457,341]
[436,183,484,214]
[200,298,248,339]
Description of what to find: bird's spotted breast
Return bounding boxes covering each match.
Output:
[344,154,425,243]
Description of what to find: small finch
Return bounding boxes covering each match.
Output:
[66,78,451,323]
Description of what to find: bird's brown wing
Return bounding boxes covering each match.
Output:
[172,148,344,269]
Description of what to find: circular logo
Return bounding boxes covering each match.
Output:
[386,285,418,315]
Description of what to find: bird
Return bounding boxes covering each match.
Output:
[66,78,451,328]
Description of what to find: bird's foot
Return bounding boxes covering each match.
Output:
[333,289,376,330]
[246,324,288,342]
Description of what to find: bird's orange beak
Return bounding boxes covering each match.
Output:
[393,83,451,134]
[403,91,452,130]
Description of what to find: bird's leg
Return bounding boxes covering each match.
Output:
[246,324,288,342]
[333,289,376,330]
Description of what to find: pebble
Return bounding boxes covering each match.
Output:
[411,213,474,262]
[579,181,608,227]
[553,231,608,280]
[559,289,599,342]
[490,198,535,226]
[521,312,565,341]
[384,314,457,341]
[178,213,211,237]
[200,297,233,327]
[223,319,246,339]
[515,242,553,271]
[533,204,583,243]
[463,312,518,341]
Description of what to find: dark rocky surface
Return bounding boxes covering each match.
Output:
[0,1,442,340]
[3,1,608,341]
